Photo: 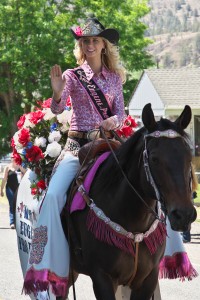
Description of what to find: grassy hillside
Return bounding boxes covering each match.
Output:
[144,0,200,68]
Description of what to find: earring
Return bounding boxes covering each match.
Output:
[102,48,107,55]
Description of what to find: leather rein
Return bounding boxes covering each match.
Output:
[99,127,166,223]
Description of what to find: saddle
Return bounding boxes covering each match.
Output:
[78,138,121,165]
[68,138,121,209]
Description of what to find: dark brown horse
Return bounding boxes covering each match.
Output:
[64,103,197,300]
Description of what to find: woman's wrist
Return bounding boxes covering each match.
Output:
[52,93,61,103]
[110,116,120,129]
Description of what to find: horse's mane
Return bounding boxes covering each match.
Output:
[94,117,191,190]
[93,128,144,190]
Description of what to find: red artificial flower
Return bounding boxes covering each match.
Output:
[121,126,133,138]
[116,129,123,137]
[66,96,71,107]
[18,128,30,146]
[31,187,38,195]
[37,180,46,190]
[10,138,15,148]
[40,98,52,108]
[17,114,26,129]
[75,26,83,36]
[29,110,45,124]
[12,149,22,165]
[125,115,138,128]
[26,146,44,162]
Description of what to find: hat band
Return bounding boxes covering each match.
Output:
[82,26,102,36]
[78,20,103,36]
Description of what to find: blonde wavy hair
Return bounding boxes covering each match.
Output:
[73,38,126,83]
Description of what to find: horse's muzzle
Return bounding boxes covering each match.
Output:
[168,206,197,231]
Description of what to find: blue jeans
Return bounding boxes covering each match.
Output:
[6,187,15,225]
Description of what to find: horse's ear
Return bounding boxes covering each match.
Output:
[142,103,157,132]
[174,105,192,129]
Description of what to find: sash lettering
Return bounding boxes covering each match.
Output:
[73,69,112,120]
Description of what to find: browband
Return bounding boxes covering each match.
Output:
[145,130,181,139]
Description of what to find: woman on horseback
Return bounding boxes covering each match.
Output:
[23,16,126,298]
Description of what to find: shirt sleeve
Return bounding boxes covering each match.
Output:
[110,74,126,129]
[51,70,74,114]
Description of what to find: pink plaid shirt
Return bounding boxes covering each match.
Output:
[51,61,125,131]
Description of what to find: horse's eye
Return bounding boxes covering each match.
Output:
[151,156,159,164]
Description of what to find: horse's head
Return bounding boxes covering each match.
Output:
[142,104,197,231]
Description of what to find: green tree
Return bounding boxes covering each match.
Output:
[192,19,200,32]
[0,0,74,154]
[175,1,182,11]
[163,53,172,68]
[182,14,188,32]
[194,33,200,53]
[186,4,191,12]
[179,45,191,66]
[0,0,153,155]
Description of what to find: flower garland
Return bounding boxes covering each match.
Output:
[11,97,72,199]
[11,99,138,200]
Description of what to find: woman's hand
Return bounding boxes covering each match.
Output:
[50,65,66,101]
[100,117,117,131]
[0,191,4,197]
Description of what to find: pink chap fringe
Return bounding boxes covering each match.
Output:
[159,252,198,281]
[144,221,167,255]
[23,267,68,297]
[87,209,166,256]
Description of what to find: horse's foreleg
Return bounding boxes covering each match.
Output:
[119,282,161,300]
[130,269,159,300]
[91,270,116,300]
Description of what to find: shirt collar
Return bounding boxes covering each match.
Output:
[81,61,109,81]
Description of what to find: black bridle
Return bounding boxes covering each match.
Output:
[143,130,185,216]
[100,128,191,223]
[99,127,164,222]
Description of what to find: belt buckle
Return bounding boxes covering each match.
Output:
[87,129,100,141]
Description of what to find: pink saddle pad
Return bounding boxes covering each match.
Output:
[70,151,110,213]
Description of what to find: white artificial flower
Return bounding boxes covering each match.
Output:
[45,141,61,158]
[57,109,72,125]
[60,123,70,133]
[13,131,23,149]
[48,131,62,143]
[34,137,47,148]
[43,108,55,120]
[23,114,35,128]
[28,169,38,183]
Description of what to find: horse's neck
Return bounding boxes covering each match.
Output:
[92,137,157,232]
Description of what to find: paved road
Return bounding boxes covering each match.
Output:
[0,199,200,300]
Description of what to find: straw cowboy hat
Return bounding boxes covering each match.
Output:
[70,17,119,44]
